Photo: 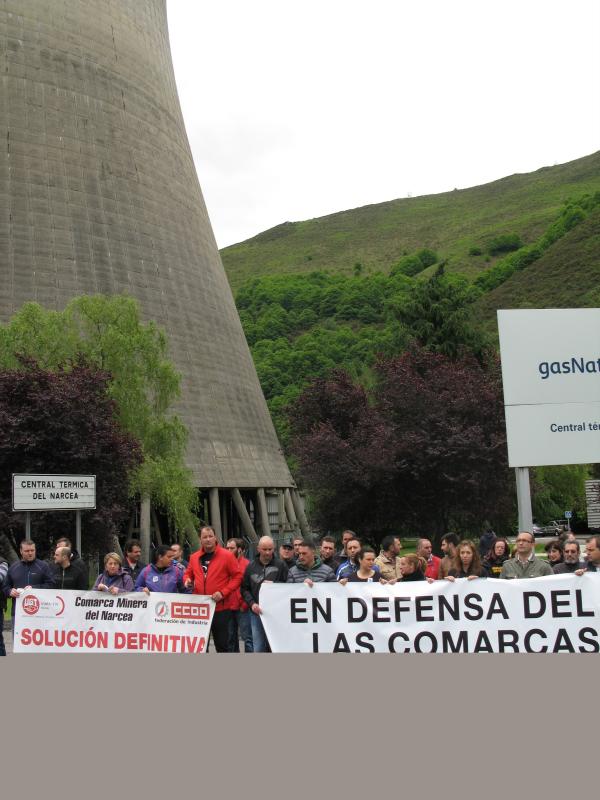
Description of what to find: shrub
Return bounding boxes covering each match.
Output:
[416,248,438,268]
[391,254,426,278]
[468,246,483,256]
[487,233,523,256]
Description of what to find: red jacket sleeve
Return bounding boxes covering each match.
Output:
[219,552,243,599]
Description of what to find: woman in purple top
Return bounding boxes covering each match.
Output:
[93,552,134,594]
[134,545,187,594]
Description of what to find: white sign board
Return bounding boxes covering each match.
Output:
[260,578,600,653]
[12,474,96,511]
[13,589,215,654]
[497,309,600,467]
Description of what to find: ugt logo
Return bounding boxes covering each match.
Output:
[22,594,40,615]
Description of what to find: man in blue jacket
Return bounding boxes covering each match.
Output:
[3,540,54,633]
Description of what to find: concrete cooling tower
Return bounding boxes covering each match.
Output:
[0,0,308,541]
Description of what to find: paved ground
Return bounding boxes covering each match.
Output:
[2,621,12,655]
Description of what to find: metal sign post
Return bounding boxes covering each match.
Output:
[515,467,533,534]
[565,510,573,532]
[76,510,82,554]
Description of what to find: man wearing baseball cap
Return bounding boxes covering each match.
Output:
[279,539,296,569]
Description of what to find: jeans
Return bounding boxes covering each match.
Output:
[228,609,253,652]
[250,612,271,653]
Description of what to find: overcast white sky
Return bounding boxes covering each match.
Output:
[167,0,600,249]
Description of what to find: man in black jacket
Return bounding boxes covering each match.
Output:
[279,540,295,570]
[241,536,288,652]
[122,539,146,584]
[319,536,342,573]
[51,546,89,590]
[52,537,89,588]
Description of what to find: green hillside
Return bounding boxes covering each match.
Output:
[473,207,600,336]
[229,186,600,449]
[221,151,600,291]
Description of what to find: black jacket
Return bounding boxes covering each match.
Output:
[448,567,487,578]
[122,559,146,583]
[51,561,89,590]
[400,571,425,582]
[47,550,88,585]
[322,555,342,573]
[479,530,496,557]
[482,556,508,578]
[552,561,582,574]
[241,555,289,606]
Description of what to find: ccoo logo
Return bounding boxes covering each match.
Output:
[171,602,210,620]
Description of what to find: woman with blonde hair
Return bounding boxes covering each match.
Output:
[446,540,487,580]
[93,552,134,594]
[399,554,434,583]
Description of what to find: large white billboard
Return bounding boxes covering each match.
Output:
[497,309,600,467]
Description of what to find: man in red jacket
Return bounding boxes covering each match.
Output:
[183,526,243,652]
[416,537,442,580]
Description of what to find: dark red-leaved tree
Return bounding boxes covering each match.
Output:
[289,348,515,544]
[0,360,142,559]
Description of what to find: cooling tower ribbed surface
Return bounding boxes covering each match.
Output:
[0,0,295,489]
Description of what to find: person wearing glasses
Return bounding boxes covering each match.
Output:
[500,532,553,579]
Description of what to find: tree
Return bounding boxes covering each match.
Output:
[0,296,198,534]
[531,464,591,524]
[289,348,515,542]
[395,264,488,360]
[0,360,142,558]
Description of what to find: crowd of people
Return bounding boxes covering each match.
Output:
[1,526,599,655]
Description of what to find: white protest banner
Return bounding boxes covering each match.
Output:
[260,575,600,653]
[13,589,215,654]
